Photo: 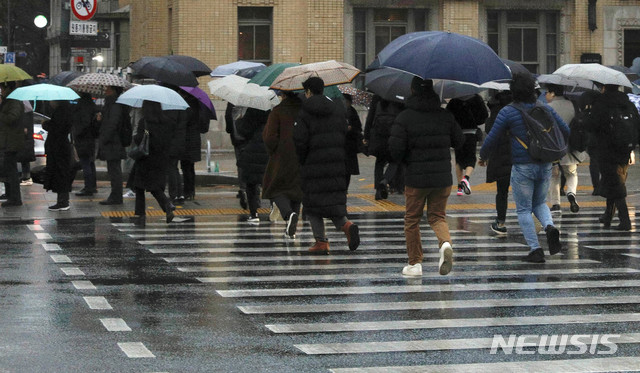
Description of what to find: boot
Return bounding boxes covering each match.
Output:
[599,199,616,228]
[308,240,329,253]
[341,221,360,251]
[614,198,631,231]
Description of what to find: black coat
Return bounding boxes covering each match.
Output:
[237,108,269,185]
[294,94,348,217]
[446,94,489,130]
[345,105,362,175]
[389,93,464,189]
[43,103,73,193]
[131,113,176,192]
[97,95,128,161]
[71,96,98,159]
[164,109,188,160]
[181,97,211,162]
[364,100,403,158]
[17,109,35,163]
[484,92,513,183]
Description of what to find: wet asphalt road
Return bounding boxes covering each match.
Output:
[2,155,640,372]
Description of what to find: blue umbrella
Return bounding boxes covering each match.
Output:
[116,84,189,110]
[210,61,266,78]
[7,83,80,101]
[376,31,512,85]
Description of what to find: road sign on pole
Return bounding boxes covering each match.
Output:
[71,0,98,21]
[0,46,7,54]
[4,52,16,64]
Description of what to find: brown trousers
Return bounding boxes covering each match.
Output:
[404,186,452,265]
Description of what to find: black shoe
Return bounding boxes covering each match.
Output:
[286,212,298,238]
[490,220,507,235]
[613,224,632,231]
[0,194,7,200]
[522,248,546,263]
[550,204,561,213]
[166,203,176,223]
[545,225,561,255]
[76,190,94,196]
[99,199,123,205]
[48,203,70,211]
[374,190,383,201]
[560,189,566,196]
[172,196,185,205]
[567,193,580,213]
[239,190,248,210]
[1,200,22,207]
[184,193,195,201]
[378,180,389,199]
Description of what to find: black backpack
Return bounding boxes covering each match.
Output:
[608,106,639,153]
[568,109,589,152]
[510,102,568,162]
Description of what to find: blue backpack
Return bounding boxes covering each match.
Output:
[510,102,567,162]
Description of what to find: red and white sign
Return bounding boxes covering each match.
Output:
[71,0,97,21]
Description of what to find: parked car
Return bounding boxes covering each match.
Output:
[33,112,49,166]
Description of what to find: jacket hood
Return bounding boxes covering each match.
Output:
[406,93,442,112]
[600,90,631,109]
[302,94,336,116]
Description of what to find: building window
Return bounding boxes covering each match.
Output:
[487,10,558,74]
[238,7,272,64]
[624,29,640,67]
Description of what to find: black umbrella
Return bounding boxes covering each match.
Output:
[49,71,85,86]
[130,57,199,87]
[501,58,531,77]
[163,55,212,77]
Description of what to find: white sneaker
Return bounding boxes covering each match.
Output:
[247,214,260,224]
[123,190,136,198]
[402,263,422,276]
[20,178,33,186]
[439,242,453,275]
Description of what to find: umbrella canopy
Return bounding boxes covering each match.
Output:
[338,84,374,107]
[67,73,132,97]
[179,85,217,118]
[49,71,85,86]
[130,57,199,87]
[208,74,279,111]
[479,81,511,91]
[553,63,632,88]
[537,74,596,91]
[116,84,189,110]
[0,65,32,83]
[376,31,512,85]
[607,65,639,81]
[210,61,266,78]
[7,83,80,101]
[248,63,301,86]
[501,58,531,77]
[270,60,360,91]
[364,67,412,102]
[164,55,212,77]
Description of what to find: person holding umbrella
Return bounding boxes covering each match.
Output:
[42,100,75,211]
[293,77,360,253]
[0,81,26,207]
[72,92,99,196]
[388,77,463,276]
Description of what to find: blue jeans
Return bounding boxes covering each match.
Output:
[511,163,554,251]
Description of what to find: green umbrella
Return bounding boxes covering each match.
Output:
[0,64,32,83]
[248,62,301,86]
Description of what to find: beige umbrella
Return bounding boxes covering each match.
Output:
[208,74,280,111]
[67,73,132,96]
[270,60,360,91]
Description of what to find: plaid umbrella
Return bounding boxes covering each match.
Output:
[67,73,132,97]
[270,60,360,91]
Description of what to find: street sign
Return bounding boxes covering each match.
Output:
[4,52,15,64]
[71,0,98,21]
[0,46,6,54]
[70,21,98,35]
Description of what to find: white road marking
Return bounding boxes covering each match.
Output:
[35,233,52,240]
[60,267,85,276]
[27,224,43,231]
[100,318,132,332]
[117,342,155,358]
[138,235,504,245]
[83,296,112,310]
[50,255,72,263]
[42,244,61,251]
[72,281,96,290]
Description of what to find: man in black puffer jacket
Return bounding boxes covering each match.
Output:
[294,77,360,253]
[389,77,464,276]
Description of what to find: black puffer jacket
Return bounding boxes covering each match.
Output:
[71,95,98,159]
[237,108,269,185]
[484,91,513,183]
[294,94,348,217]
[389,93,464,189]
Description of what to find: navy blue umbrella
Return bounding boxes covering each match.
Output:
[376,31,512,85]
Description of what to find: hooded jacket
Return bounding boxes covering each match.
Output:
[293,94,348,217]
[388,93,464,189]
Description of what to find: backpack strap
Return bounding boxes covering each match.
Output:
[508,103,529,150]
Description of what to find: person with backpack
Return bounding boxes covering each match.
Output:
[97,85,130,205]
[388,77,463,276]
[479,73,569,263]
[363,95,404,200]
[587,84,640,231]
[545,84,584,214]
[72,92,99,197]
[447,93,488,196]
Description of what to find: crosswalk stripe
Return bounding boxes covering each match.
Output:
[148,242,528,254]
[60,267,85,276]
[623,253,640,258]
[200,268,638,284]
[100,318,132,332]
[42,244,62,252]
[117,342,155,358]
[296,332,640,355]
[128,229,474,239]
[164,251,535,263]
[72,281,96,290]
[328,356,640,372]
[50,255,72,263]
[178,259,597,273]
[586,245,640,250]
[119,225,470,233]
[267,312,640,333]
[83,296,112,310]
[238,294,640,314]
[139,235,510,245]
[217,279,640,298]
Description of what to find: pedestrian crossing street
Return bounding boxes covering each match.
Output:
[114,209,640,372]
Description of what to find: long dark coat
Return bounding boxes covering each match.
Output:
[365,100,403,159]
[164,109,188,160]
[294,94,348,217]
[484,91,513,183]
[344,105,362,175]
[131,114,176,192]
[0,98,25,153]
[261,96,303,201]
[71,95,98,159]
[181,97,211,162]
[237,108,269,185]
[97,95,128,161]
[17,108,35,163]
[43,103,73,193]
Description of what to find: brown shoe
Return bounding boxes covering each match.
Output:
[308,240,330,253]
[341,221,360,251]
